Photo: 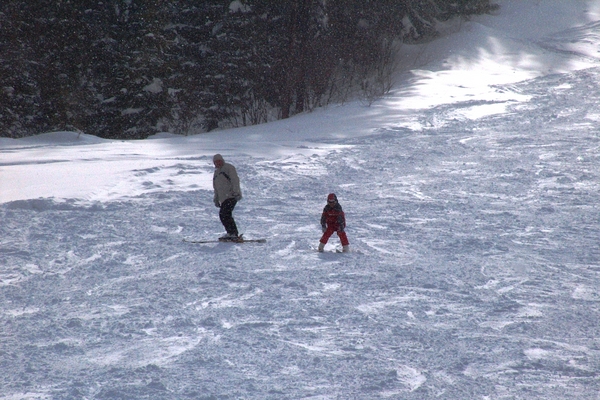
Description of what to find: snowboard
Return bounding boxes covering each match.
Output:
[311,245,346,253]
[183,235,266,244]
[322,249,345,253]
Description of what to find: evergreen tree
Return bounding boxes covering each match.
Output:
[0,0,498,139]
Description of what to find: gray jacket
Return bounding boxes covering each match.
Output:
[213,162,242,205]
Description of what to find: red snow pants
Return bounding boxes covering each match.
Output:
[320,226,349,246]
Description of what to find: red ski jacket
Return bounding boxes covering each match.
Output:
[321,203,346,231]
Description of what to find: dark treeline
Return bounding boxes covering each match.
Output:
[0,0,497,139]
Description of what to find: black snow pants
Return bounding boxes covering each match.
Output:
[219,198,238,236]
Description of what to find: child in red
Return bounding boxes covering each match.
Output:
[318,193,350,252]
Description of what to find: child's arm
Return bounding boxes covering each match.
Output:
[336,211,346,232]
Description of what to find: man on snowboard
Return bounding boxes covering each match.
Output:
[213,154,242,241]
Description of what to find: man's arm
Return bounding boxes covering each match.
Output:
[228,165,242,199]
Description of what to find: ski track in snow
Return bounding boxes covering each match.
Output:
[2,19,600,400]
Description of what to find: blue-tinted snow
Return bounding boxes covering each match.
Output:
[1,1,600,398]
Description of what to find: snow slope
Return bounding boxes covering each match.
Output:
[1,1,600,398]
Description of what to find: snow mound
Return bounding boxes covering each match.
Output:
[18,131,108,145]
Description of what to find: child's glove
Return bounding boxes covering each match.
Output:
[322,226,327,233]
[214,199,220,207]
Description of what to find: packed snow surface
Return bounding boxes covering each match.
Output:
[1,1,600,398]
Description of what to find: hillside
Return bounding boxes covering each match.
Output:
[1,1,599,398]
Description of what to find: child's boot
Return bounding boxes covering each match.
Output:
[318,243,325,252]
[342,245,350,253]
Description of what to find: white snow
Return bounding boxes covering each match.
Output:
[143,78,163,94]
[1,1,600,398]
